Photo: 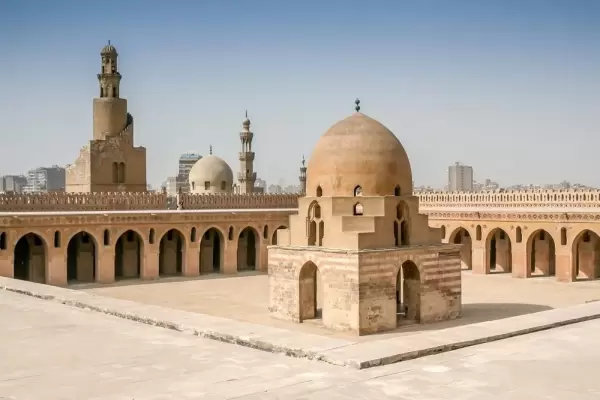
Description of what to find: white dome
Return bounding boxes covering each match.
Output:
[188,155,234,194]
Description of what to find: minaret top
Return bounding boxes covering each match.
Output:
[301,155,306,168]
[243,110,251,128]
[354,98,361,113]
[101,40,118,55]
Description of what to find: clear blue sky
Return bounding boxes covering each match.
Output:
[1,0,599,189]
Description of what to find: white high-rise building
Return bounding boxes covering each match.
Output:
[448,162,474,192]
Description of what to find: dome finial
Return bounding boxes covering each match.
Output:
[209,144,213,155]
[301,154,306,167]
[108,39,111,45]
[354,98,361,112]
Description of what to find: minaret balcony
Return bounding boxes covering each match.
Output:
[237,172,257,181]
[238,152,255,161]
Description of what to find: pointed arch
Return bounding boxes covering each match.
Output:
[485,228,512,274]
[159,229,185,276]
[200,227,225,273]
[526,229,556,277]
[263,225,269,240]
[449,227,472,270]
[66,231,97,283]
[272,225,287,245]
[237,226,259,271]
[353,185,363,196]
[13,233,47,283]
[516,226,523,243]
[397,260,421,325]
[316,186,323,197]
[149,228,155,244]
[228,226,234,241]
[440,225,446,240]
[571,229,600,280]
[298,261,321,322]
[394,185,401,196]
[191,227,197,242]
[475,225,482,241]
[114,230,144,279]
[103,229,110,246]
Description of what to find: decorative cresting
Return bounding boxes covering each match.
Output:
[417,188,600,209]
[179,193,300,210]
[0,192,300,212]
[306,99,413,197]
[0,192,167,211]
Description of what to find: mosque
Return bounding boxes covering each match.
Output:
[0,43,462,336]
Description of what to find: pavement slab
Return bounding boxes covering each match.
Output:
[2,276,600,370]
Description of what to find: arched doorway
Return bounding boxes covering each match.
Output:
[449,227,472,270]
[200,228,224,273]
[573,229,600,280]
[271,225,287,245]
[298,261,322,321]
[527,229,556,277]
[67,232,96,283]
[13,233,46,283]
[237,227,258,271]
[159,229,185,276]
[486,228,512,273]
[115,230,143,279]
[397,260,420,325]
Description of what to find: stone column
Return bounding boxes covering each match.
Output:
[555,247,575,282]
[223,240,238,274]
[96,247,115,284]
[471,241,487,275]
[511,243,530,278]
[142,245,159,280]
[184,242,200,277]
[0,248,13,278]
[258,240,268,272]
[47,247,67,286]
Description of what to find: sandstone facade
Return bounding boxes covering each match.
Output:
[416,189,600,282]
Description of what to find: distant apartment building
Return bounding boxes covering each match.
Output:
[23,166,66,193]
[176,153,202,193]
[1,175,28,194]
[162,176,178,197]
[448,162,474,192]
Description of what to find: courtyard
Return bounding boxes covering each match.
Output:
[78,271,600,341]
[1,288,600,399]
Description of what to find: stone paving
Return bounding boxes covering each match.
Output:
[80,270,600,341]
[1,289,600,399]
[2,276,600,370]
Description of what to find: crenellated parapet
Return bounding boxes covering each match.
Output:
[416,188,600,209]
[0,192,167,212]
[179,192,300,209]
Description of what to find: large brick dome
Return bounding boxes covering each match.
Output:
[306,111,413,197]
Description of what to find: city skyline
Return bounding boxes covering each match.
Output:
[1,0,599,189]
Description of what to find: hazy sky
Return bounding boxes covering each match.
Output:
[1,0,599,189]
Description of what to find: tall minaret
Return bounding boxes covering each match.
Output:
[238,111,257,194]
[299,155,307,195]
[93,41,128,140]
